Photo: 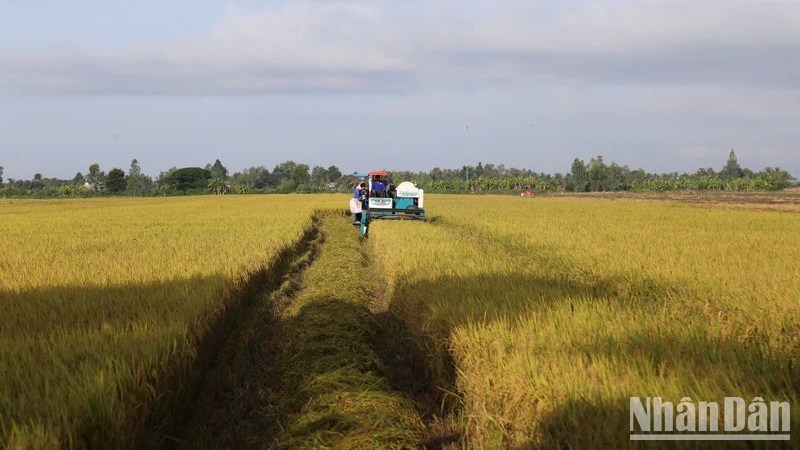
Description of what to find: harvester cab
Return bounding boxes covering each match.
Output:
[357,171,426,237]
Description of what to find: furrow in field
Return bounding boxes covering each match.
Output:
[173,214,427,450]
[137,211,325,448]
[0,196,344,449]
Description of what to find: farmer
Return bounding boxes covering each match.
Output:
[371,175,387,198]
[351,182,365,225]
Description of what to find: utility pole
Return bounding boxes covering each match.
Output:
[465,122,470,182]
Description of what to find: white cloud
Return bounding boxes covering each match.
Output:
[0,0,799,95]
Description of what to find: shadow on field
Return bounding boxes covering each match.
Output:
[0,274,240,449]
[375,216,800,447]
[372,308,463,449]
[388,268,676,338]
[170,222,323,450]
[526,396,703,450]
[383,269,800,448]
[1,275,226,339]
[536,332,800,449]
[174,214,432,449]
[532,383,798,449]
[1,217,322,449]
[371,268,674,449]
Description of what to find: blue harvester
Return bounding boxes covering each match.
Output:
[355,171,426,237]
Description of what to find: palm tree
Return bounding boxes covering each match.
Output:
[207,178,227,195]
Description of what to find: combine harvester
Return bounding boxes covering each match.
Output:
[353,171,427,237]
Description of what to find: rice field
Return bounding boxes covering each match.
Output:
[0,195,342,448]
[2,193,799,449]
[370,194,800,448]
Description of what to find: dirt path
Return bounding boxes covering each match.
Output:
[164,214,455,449]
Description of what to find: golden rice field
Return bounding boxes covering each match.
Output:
[2,193,800,449]
[371,195,800,448]
[0,195,342,448]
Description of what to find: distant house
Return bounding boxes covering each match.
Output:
[328,182,338,189]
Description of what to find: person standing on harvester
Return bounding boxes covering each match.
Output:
[351,182,365,225]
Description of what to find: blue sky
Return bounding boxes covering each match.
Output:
[1,0,799,179]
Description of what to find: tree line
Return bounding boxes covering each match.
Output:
[390,150,795,193]
[0,150,796,198]
[0,159,349,198]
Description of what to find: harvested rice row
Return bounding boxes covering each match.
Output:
[275,215,424,449]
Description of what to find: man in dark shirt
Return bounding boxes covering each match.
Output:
[371,176,387,197]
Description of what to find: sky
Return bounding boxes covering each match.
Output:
[1,0,799,180]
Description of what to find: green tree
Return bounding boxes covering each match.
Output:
[588,156,607,191]
[165,167,212,191]
[695,167,716,177]
[311,166,328,188]
[721,149,743,181]
[58,185,73,197]
[87,163,105,191]
[207,178,228,195]
[570,158,588,192]
[157,167,178,189]
[291,164,311,186]
[127,159,144,195]
[0,166,4,186]
[30,173,44,190]
[326,165,342,183]
[241,166,269,189]
[758,167,793,190]
[73,172,85,185]
[611,163,630,191]
[271,161,296,186]
[106,168,127,193]
[277,179,298,194]
[474,162,484,178]
[210,159,228,180]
